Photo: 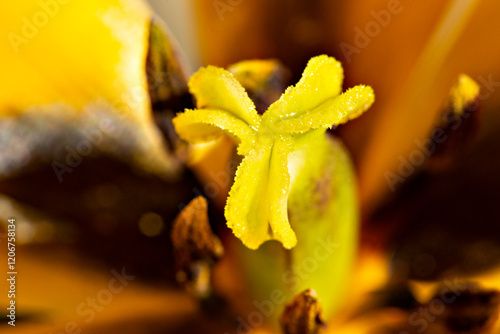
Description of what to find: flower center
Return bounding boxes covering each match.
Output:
[256,125,275,146]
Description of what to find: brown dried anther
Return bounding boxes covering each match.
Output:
[281,289,326,334]
[171,196,223,297]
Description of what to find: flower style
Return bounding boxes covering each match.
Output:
[173,55,374,250]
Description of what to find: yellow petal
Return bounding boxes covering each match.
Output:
[228,59,290,112]
[172,108,256,155]
[274,85,375,134]
[263,55,343,126]
[225,135,296,250]
[188,66,261,129]
[225,143,272,250]
[268,135,297,249]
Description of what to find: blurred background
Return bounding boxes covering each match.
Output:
[1,0,500,333]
